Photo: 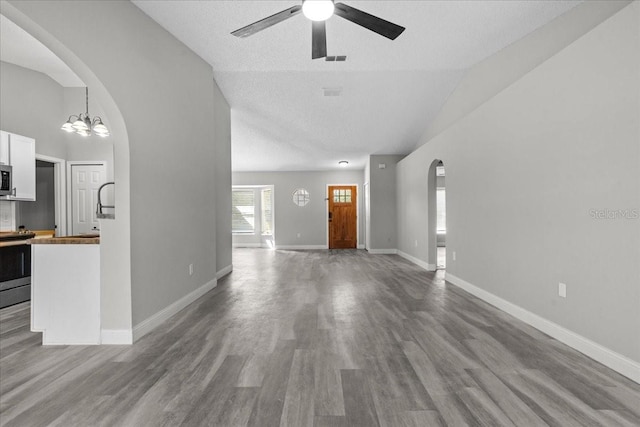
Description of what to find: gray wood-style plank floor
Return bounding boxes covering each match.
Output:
[1,249,639,426]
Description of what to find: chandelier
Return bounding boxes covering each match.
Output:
[61,87,110,137]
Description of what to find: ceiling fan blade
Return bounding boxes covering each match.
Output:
[231,5,302,38]
[334,2,405,40]
[312,21,327,59]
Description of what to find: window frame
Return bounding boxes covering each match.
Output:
[232,188,257,234]
[261,188,273,236]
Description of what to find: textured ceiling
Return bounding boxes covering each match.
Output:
[0,14,84,87]
[133,1,581,171]
[4,2,582,171]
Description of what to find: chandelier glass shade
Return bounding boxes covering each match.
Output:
[61,87,110,137]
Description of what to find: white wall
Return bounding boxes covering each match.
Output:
[233,170,364,248]
[396,2,640,371]
[6,0,232,336]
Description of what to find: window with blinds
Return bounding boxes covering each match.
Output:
[232,189,255,233]
[261,188,273,235]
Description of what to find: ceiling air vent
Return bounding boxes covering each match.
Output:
[323,87,342,97]
[326,55,347,62]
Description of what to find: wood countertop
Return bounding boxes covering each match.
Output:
[0,230,57,247]
[0,232,36,248]
[28,234,100,245]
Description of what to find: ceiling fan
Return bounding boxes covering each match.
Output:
[231,0,405,59]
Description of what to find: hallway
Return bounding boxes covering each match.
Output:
[1,249,639,426]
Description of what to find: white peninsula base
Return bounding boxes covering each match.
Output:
[30,241,100,345]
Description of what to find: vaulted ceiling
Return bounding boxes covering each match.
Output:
[132,1,581,171]
[2,2,582,171]
[0,14,84,87]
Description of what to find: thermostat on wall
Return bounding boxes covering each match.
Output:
[378,163,386,169]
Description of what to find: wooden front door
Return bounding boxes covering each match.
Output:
[329,185,357,249]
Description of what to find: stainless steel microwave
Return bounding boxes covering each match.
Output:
[0,164,12,196]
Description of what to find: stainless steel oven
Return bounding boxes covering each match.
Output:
[0,240,32,309]
[0,164,12,196]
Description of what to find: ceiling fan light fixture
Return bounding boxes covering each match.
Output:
[302,0,334,22]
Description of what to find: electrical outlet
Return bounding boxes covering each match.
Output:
[414,240,418,247]
[452,251,456,261]
[558,282,567,298]
[189,264,194,276]
[297,233,301,238]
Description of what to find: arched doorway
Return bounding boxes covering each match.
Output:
[1,5,133,341]
[435,162,446,269]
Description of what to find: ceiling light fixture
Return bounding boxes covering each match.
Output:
[338,160,349,167]
[61,87,110,137]
[302,0,335,22]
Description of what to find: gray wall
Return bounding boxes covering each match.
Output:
[7,0,231,331]
[233,171,364,248]
[368,155,405,251]
[214,80,232,274]
[396,2,639,363]
[0,61,66,159]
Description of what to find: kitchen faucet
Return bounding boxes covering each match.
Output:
[96,181,115,219]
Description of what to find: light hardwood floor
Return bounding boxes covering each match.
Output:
[1,249,639,426]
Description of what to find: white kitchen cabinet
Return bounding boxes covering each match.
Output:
[0,131,9,165]
[0,130,36,201]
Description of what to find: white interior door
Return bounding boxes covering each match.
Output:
[71,164,105,235]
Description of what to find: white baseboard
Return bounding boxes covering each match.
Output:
[397,250,437,271]
[445,273,640,384]
[101,329,133,345]
[368,248,398,255]
[276,245,327,250]
[216,264,233,280]
[232,243,263,248]
[133,278,217,342]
